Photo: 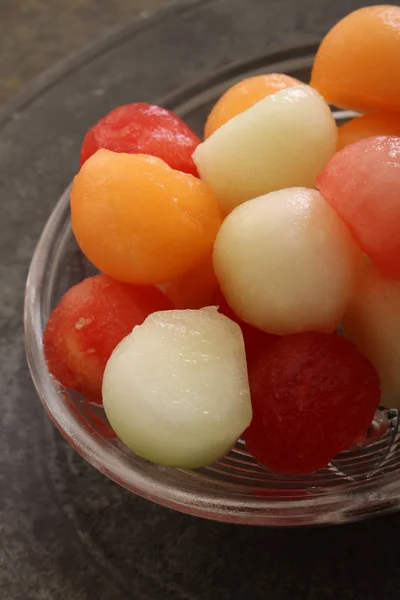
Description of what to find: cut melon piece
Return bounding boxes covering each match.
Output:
[317,135,400,278]
[343,265,400,408]
[213,188,359,335]
[193,84,337,213]
[310,5,400,113]
[102,307,252,468]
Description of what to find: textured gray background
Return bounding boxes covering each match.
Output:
[2,1,400,599]
[0,0,167,107]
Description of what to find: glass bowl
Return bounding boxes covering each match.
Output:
[24,47,400,526]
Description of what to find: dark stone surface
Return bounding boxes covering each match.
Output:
[0,0,167,107]
[1,1,399,599]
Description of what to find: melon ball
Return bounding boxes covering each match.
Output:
[310,5,400,114]
[343,265,400,408]
[43,274,172,403]
[71,150,221,285]
[337,113,400,151]
[317,135,400,278]
[245,332,381,474]
[204,73,301,137]
[213,188,359,335]
[102,307,252,468]
[193,84,337,213]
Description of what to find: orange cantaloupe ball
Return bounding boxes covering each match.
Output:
[311,5,400,113]
[337,112,400,150]
[71,150,221,285]
[204,73,301,138]
[160,251,218,309]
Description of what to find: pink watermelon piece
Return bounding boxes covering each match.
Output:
[317,136,400,278]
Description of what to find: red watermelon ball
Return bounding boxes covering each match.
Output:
[80,102,200,176]
[245,332,381,474]
[43,274,173,403]
[317,135,400,278]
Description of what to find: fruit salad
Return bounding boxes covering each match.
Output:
[43,5,400,475]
